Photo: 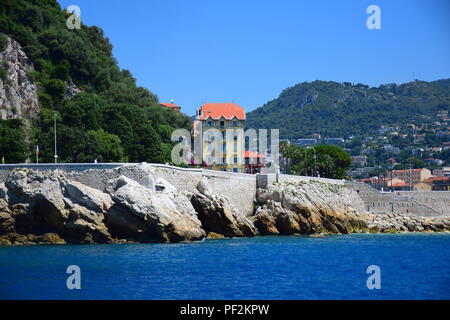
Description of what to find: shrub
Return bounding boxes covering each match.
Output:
[0,33,7,52]
[0,65,7,82]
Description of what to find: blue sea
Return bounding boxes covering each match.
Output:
[0,233,449,300]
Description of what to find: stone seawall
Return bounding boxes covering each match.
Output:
[0,163,256,217]
[346,182,443,217]
[2,166,449,245]
[396,191,450,216]
[0,164,448,218]
[0,163,122,183]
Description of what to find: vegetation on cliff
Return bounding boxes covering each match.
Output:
[0,0,191,163]
[246,79,450,139]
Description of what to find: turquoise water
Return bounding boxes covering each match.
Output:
[0,233,449,300]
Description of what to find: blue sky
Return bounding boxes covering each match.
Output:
[57,0,450,116]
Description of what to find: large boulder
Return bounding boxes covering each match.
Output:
[190,179,256,238]
[0,183,14,234]
[105,176,205,243]
[2,169,113,243]
[365,212,450,233]
[255,181,368,235]
[63,181,113,213]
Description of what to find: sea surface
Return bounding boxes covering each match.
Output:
[0,233,449,300]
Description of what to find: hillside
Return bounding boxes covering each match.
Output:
[0,0,191,163]
[246,79,450,139]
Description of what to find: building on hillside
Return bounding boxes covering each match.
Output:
[414,180,433,191]
[389,168,432,186]
[295,139,317,146]
[437,110,448,118]
[195,103,246,173]
[244,151,266,174]
[443,142,450,150]
[351,155,367,167]
[385,178,410,191]
[432,147,443,153]
[159,100,181,113]
[323,138,344,146]
[433,167,450,178]
[387,157,399,169]
[413,134,426,143]
[432,177,450,191]
[383,144,400,155]
[436,131,450,141]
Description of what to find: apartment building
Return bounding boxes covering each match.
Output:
[195,103,246,173]
[389,168,432,186]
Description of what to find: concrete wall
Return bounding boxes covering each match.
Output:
[0,163,123,183]
[279,174,346,185]
[396,191,450,216]
[346,181,443,217]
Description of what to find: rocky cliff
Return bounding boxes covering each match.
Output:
[0,36,39,126]
[254,180,450,235]
[0,169,208,244]
[0,35,81,128]
[254,180,369,235]
[0,168,448,245]
[0,168,255,245]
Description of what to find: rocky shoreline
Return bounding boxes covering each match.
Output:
[0,169,449,245]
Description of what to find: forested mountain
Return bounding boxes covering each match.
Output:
[0,0,191,163]
[246,79,450,139]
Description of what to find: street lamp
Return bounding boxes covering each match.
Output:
[304,148,307,176]
[409,163,413,191]
[313,148,317,177]
[311,147,318,177]
[304,147,317,177]
[54,113,58,164]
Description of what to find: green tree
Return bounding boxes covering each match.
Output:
[82,129,124,162]
[281,143,352,179]
[0,119,28,163]
[0,0,193,164]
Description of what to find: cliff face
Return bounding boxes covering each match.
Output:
[0,35,81,129]
[0,36,39,126]
[254,181,369,235]
[0,168,449,245]
[0,169,206,245]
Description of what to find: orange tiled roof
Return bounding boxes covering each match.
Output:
[385,178,409,187]
[160,102,181,108]
[160,103,181,113]
[424,176,450,183]
[391,181,408,187]
[244,151,266,158]
[392,169,423,174]
[198,103,245,120]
